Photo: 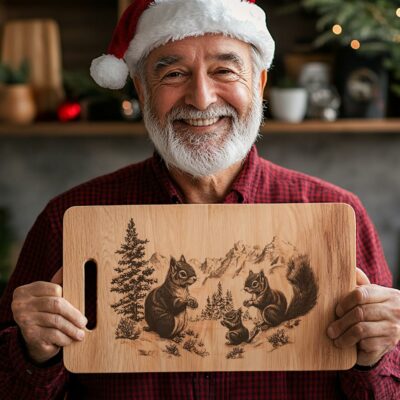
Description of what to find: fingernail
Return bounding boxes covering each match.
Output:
[77,330,85,340]
[81,317,88,327]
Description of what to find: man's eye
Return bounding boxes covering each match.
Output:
[215,69,238,81]
[217,69,233,74]
[163,71,184,80]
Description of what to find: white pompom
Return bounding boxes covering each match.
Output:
[90,54,129,90]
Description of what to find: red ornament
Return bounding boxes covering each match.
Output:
[58,102,81,122]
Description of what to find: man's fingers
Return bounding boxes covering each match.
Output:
[328,303,390,339]
[14,281,62,298]
[358,337,394,354]
[31,312,85,341]
[336,285,393,317]
[26,327,75,350]
[332,321,393,348]
[51,267,63,286]
[356,267,370,286]
[30,297,87,328]
[13,297,87,328]
[45,328,77,348]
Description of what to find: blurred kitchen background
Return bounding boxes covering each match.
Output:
[0,0,400,293]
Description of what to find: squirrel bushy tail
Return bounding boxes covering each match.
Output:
[284,255,318,321]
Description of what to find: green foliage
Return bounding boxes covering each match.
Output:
[63,70,122,101]
[0,61,29,84]
[63,69,136,101]
[286,0,400,96]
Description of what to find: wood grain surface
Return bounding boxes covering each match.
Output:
[63,204,356,373]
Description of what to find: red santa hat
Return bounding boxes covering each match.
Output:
[90,0,275,90]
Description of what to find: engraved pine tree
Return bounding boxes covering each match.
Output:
[111,219,157,322]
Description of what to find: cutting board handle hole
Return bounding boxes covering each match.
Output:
[84,259,97,330]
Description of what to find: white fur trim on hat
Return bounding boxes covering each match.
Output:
[126,0,275,73]
[90,54,129,90]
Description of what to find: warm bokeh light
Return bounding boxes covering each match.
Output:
[122,100,132,111]
[122,100,134,116]
[332,24,342,35]
[350,40,361,50]
[396,8,400,17]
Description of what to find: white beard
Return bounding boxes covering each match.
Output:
[142,88,264,178]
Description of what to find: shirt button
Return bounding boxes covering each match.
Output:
[26,369,33,375]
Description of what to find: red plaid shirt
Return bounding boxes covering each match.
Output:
[1,146,399,400]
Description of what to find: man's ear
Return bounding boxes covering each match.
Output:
[259,69,268,97]
[133,75,145,108]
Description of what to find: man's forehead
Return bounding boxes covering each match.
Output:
[146,34,251,67]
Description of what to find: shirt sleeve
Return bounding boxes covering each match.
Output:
[339,195,400,399]
[0,206,69,400]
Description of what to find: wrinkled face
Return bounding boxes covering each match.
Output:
[135,35,267,177]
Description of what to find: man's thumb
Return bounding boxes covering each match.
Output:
[51,267,63,286]
[356,267,370,286]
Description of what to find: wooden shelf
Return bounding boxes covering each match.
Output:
[0,119,399,137]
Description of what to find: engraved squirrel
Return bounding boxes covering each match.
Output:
[221,308,250,345]
[243,255,318,340]
[144,255,198,339]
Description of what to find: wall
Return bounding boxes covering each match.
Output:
[1,1,315,70]
[1,133,399,286]
[2,0,118,70]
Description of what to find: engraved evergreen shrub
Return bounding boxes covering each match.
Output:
[226,347,245,359]
[111,219,157,322]
[284,319,301,329]
[172,332,185,344]
[115,317,141,340]
[183,338,209,358]
[267,329,289,349]
[163,343,181,357]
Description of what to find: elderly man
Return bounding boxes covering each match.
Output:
[1,0,400,399]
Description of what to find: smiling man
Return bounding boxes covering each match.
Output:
[1,0,400,399]
[138,34,266,203]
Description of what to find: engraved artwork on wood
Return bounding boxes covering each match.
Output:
[110,219,319,360]
[144,255,198,339]
[63,204,356,372]
[110,219,157,340]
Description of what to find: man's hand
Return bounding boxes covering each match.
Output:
[327,267,400,366]
[11,268,87,364]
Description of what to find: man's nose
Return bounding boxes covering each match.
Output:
[185,71,217,110]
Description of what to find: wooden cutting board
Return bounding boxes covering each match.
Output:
[63,204,356,373]
[1,19,65,114]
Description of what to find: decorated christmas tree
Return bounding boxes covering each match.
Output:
[111,219,157,321]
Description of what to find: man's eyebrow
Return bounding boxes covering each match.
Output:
[153,55,182,74]
[211,52,245,69]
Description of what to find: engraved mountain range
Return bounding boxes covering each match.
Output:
[147,236,298,284]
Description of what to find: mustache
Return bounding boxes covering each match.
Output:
[167,104,237,122]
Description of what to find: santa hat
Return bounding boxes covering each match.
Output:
[90,0,275,90]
